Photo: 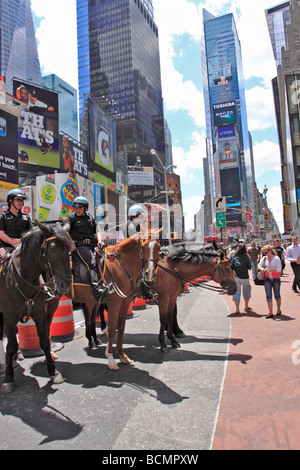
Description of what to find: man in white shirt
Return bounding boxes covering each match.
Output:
[286,237,300,293]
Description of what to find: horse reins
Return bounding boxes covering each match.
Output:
[156,257,228,294]
[8,236,65,321]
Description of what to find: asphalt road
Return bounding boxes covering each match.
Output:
[0,284,234,451]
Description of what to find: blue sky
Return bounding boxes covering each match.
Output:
[30,0,284,232]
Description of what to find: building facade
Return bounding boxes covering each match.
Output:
[77,0,167,204]
[43,74,79,141]
[267,0,300,237]
[202,9,255,239]
[0,0,42,94]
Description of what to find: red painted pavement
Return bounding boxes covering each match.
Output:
[212,262,300,450]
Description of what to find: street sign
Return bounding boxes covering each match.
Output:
[214,197,226,213]
[216,212,226,228]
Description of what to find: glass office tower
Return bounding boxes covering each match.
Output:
[77,0,166,203]
[202,9,255,236]
[43,74,79,141]
[0,0,42,93]
[265,2,290,67]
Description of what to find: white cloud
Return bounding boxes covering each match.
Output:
[246,86,277,131]
[30,0,78,89]
[252,140,281,177]
[173,131,206,182]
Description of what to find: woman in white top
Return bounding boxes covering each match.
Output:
[258,244,282,318]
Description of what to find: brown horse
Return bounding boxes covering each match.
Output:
[47,235,160,370]
[144,243,237,352]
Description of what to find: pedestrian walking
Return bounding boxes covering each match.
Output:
[247,241,260,281]
[258,245,282,318]
[285,236,300,293]
[273,239,286,274]
[230,243,252,314]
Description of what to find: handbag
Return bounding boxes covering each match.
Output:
[255,257,266,285]
[256,270,265,281]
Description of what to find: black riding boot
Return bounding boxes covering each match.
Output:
[88,269,113,304]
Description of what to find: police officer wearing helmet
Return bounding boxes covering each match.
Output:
[0,189,32,253]
[62,196,112,303]
[126,204,148,238]
[126,204,158,300]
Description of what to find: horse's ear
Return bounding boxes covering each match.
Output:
[36,220,52,238]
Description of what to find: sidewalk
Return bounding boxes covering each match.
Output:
[212,263,300,450]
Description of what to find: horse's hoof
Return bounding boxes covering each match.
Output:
[108,363,119,371]
[1,382,16,394]
[51,371,64,384]
[172,342,181,349]
[119,354,132,364]
[175,332,187,338]
[95,339,103,347]
[160,347,168,353]
[102,328,108,336]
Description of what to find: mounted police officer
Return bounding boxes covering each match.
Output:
[125,204,148,238]
[62,196,112,303]
[0,189,32,253]
[125,204,158,300]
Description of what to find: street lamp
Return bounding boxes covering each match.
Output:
[150,149,177,246]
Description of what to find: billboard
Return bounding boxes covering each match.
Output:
[213,101,236,128]
[218,126,235,139]
[60,135,88,177]
[36,173,94,222]
[89,99,116,176]
[127,153,154,186]
[13,80,59,169]
[0,108,18,190]
[220,167,241,206]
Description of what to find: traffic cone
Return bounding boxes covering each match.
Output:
[50,296,75,342]
[18,318,44,357]
[132,297,147,310]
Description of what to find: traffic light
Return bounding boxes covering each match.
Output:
[265,211,269,221]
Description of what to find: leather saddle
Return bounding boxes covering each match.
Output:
[71,252,105,285]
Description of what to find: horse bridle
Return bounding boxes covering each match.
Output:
[9,236,68,320]
[156,255,229,294]
[98,239,158,299]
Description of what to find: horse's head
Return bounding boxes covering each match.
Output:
[140,238,161,284]
[37,221,74,294]
[212,258,237,295]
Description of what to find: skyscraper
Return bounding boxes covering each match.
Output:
[202,9,255,238]
[267,0,300,237]
[77,0,166,203]
[265,2,290,67]
[43,74,79,141]
[0,0,42,94]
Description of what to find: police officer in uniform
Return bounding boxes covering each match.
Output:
[125,204,148,238]
[125,204,157,300]
[0,189,32,253]
[62,196,112,303]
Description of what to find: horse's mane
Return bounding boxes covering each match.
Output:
[106,234,139,253]
[20,223,73,256]
[163,242,219,265]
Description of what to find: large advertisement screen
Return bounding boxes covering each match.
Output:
[13,80,60,169]
[60,135,88,177]
[89,99,116,176]
[0,108,18,190]
[220,167,241,206]
[36,173,94,222]
[127,153,154,186]
[213,101,237,128]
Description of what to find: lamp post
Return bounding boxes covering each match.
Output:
[150,149,177,247]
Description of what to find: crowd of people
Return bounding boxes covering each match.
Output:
[222,236,300,318]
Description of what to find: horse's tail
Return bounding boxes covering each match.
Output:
[0,312,3,340]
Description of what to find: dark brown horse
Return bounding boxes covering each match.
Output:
[144,243,237,352]
[47,235,160,370]
[0,222,74,393]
